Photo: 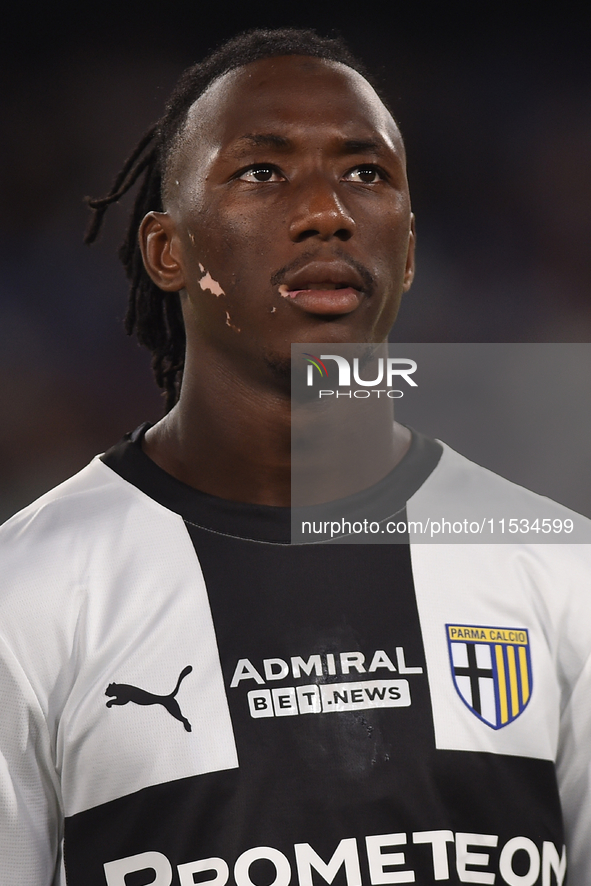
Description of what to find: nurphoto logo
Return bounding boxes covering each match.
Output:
[304,352,417,398]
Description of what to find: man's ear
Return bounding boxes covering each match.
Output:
[139,211,186,292]
[402,213,416,292]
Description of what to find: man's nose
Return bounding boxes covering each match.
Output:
[288,176,355,242]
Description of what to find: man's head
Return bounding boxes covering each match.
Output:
[86,29,415,408]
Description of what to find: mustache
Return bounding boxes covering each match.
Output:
[270,249,375,296]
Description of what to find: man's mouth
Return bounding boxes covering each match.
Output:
[277,262,367,315]
[278,283,362,315]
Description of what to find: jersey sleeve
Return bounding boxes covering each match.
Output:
[0,632,62,884]
[557,646,591,884]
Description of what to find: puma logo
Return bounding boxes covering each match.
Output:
[105,665,193,732]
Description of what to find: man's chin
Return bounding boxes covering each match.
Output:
[263,352,291,382]
[262,351,319,404]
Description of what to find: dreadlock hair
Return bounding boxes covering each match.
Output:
[85,28,386,412]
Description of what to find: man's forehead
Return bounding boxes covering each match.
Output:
[180,55,403,154]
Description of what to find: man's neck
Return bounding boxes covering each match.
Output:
[142,353,411,507]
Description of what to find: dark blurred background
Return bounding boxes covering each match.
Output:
[1,2,590,521]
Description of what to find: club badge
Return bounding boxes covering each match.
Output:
[446,625,532,729]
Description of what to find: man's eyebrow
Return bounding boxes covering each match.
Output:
[225,134,393,158]
[340,139,385,155]
[230,134,292,152]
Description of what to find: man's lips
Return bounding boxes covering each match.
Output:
[277,261,367,315]
[278,284,362,315]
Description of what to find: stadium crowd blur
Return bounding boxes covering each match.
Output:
[1,5,590,522]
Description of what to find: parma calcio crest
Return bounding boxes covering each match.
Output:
[446,625,532,729]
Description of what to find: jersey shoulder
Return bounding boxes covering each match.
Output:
[409,440,591,544]
[0,455,191,710]
[408,440,591,689]
[0,456,165,561]
[0,456,183,624]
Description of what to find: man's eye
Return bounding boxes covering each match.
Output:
[238,166,284,183]
[343,166,384,184]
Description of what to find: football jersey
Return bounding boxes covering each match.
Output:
[1,426,590,886]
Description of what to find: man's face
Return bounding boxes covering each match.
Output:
[158,55,415,380]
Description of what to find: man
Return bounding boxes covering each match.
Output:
[0,27,589,886]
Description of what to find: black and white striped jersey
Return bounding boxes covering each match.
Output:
[1,427,590,885]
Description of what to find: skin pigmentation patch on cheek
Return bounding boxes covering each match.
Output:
[198,264,225,297]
